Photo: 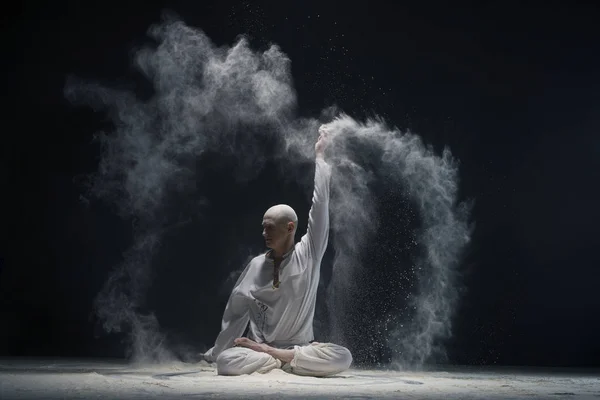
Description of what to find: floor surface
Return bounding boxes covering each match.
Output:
[1,358,599,399]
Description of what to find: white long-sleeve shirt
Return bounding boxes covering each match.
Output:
[204,158,332,362]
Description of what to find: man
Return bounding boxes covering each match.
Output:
[202,125,352,376]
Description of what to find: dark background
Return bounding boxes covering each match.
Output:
[3,0,600,367]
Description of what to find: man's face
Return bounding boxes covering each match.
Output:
[262,216,290,250]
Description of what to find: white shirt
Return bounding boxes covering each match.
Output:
[204,158,331,362]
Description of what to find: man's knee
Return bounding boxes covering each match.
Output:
[299,343,352,376]
[328,344,352,372]
[216,347,280,376]
[216,348,243,376]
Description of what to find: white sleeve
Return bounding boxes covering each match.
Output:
[203,266,251,362]
[296,157,332,268]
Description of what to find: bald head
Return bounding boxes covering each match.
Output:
[263,204,298,227]
[262,204,298,254]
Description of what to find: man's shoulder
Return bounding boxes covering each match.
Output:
[247,253,268,266]
[256,251,269,260]
[232,254,267,292]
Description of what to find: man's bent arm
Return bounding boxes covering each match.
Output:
[203,292,249,362]
[203,263,253,362]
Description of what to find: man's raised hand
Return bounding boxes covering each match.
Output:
[316,125,330,158]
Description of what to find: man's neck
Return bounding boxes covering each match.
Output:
[270,242,294,260]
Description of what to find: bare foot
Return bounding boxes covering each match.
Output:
[234,337,270,353]
[234,337,295,364]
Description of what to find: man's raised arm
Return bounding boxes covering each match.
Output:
[298,126,332,263]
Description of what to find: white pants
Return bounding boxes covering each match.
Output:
[216,342,352,377]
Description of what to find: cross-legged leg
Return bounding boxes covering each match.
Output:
[216,347,281,376]
[231,338,352,377]
[285,342,353,377]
